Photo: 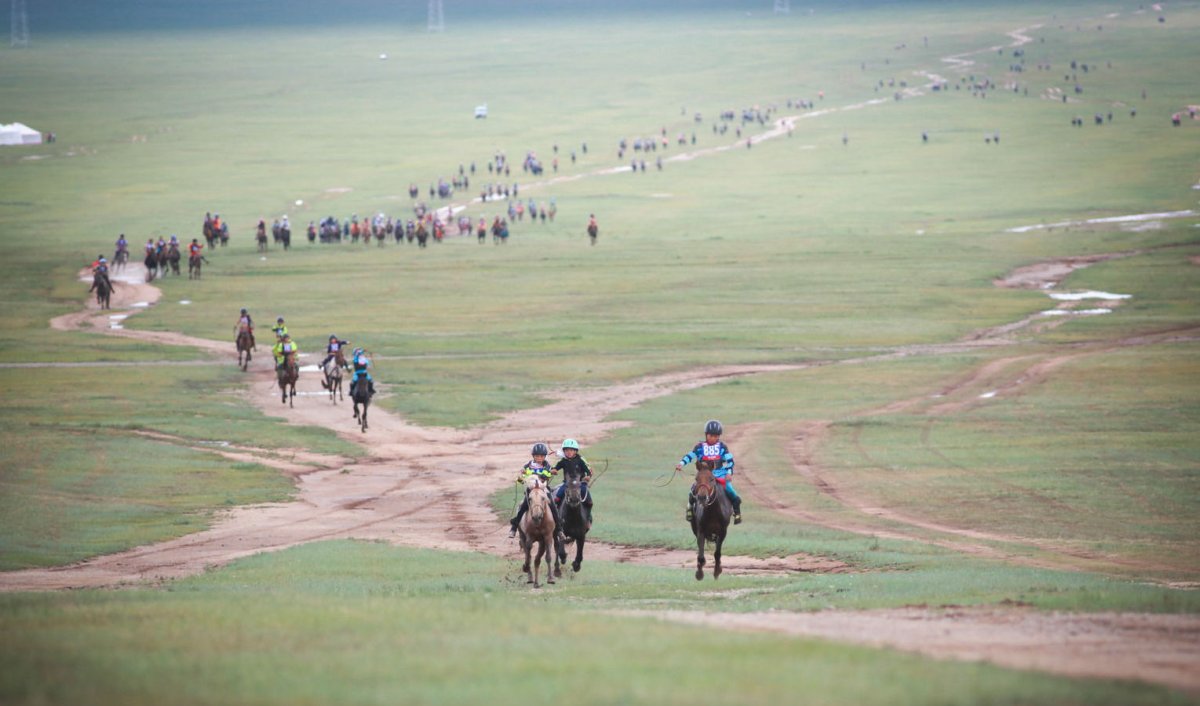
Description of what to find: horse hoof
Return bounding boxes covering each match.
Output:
[572,562,581,573]
[695,569,704,581]
[554,568,562,578]
[714,567,722,579]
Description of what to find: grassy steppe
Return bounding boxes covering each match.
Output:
[1,0,1198,703]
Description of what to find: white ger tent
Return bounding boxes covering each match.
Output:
[0,123,43,146]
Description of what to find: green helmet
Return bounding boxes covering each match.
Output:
[561,438,579,451]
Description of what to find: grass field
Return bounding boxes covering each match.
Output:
[1,0,1198,703]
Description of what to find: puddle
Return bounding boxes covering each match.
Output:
[298,365,321,373]
[179,300,191,305]
[109,324,124,330]
[108,314,128,321]
[1006,210,1195,233]
[199,440,232,448]
[1040,308,1112,316]
[1047,291,1131,301]
[131,302,150,308]
[979,391,997,399]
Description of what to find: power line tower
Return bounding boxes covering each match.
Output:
[427,0,444,32]
[10,0,29,47]
[774,0,790,14]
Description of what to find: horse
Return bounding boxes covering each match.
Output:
[89,272,113,310]
[203,222,217,249]
[691,460,733,581]
[323,358,343,404]
[143,251,158,282]
[519,476,557,588]
[156,247,170,277]
[351,374,372,432]
[276,351,298,407]
[236,328,253,371]
[188,253,203,280]
[219,224,230,247]
[556,466,591,574]
[257,227,268,253]
[167,244,181,276]
[587,223,598,245]
[112,248,128,274]
[280,226,291,251]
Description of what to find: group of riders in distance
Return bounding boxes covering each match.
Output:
[234,311,375,429]
[509,418,741,586]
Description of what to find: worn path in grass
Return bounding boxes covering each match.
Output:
[9,249,1200,693]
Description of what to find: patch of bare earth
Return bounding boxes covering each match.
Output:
[628,608,1200,694]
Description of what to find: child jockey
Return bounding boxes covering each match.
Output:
[552,438,594,529]
[234,308,255,350]
[271,333,298,371]
[320,335,350,370]
[675,419,742,524]
[348,347,374,397]
[272,317,288,341]
[510,443,564,538]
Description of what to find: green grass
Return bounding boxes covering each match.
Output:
[1,1,1199,702]
[1,542,1194,706]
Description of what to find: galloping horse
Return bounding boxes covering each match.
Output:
[276,351,298,407]
[587,222,598,245]
[256,226,268,253]
[556,467,591,574]
[351,375,371,432]
[236,329,253,371]
[167,244,181,276]
[203,221,217,249]
[90,272,113,310]
[690,460,732,581]
[143,250,158,282]
[188,252,203,280]
[112,248,128,274]
[323,358,343,404]
[519,475,557,588]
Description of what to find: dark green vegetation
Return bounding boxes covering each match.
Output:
[1,0,1197,703]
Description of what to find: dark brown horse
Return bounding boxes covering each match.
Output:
[519,476,557,588]
[691,460,732,581]
[351,374,371,432]
[236,329,253,371]
[167,244,181,276]
[89,272,113,310]
[587,223,598,245]
[555,468,590,574]
[277,351,298,406]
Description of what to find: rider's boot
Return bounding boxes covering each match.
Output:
[368,381,376,395]
[508,516,519,538]
[732,496,743,525]
[685,494,694,523]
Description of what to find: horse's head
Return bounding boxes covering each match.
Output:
[526,481,549,525]
[563,471,584,506]
[694,460,718,499]
[523,474,546,493]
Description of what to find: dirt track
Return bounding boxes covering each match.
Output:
[12,255,1200,692]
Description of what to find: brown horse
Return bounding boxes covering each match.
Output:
[89,272,113,310]
[691,460,732,581]
[351,373,371,432]
[188,253,203,280]
[323,358,343,404]
[277,351,298,406]
[587,222,598,245]
[167,244,181,276]
[236,329,253,371]
[519,476,556,588]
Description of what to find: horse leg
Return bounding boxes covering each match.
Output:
[696,534,706,581]
[573,537,584,573]
[713,535,723,580]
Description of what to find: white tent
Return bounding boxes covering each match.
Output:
[0,123,43,146]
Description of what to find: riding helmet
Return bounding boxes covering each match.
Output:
[561,438,580,451]
[531,442,549,456]
[329,334,338,340]
[241,308,247,314]
[705,420,723,436]
[277,317,285,323]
